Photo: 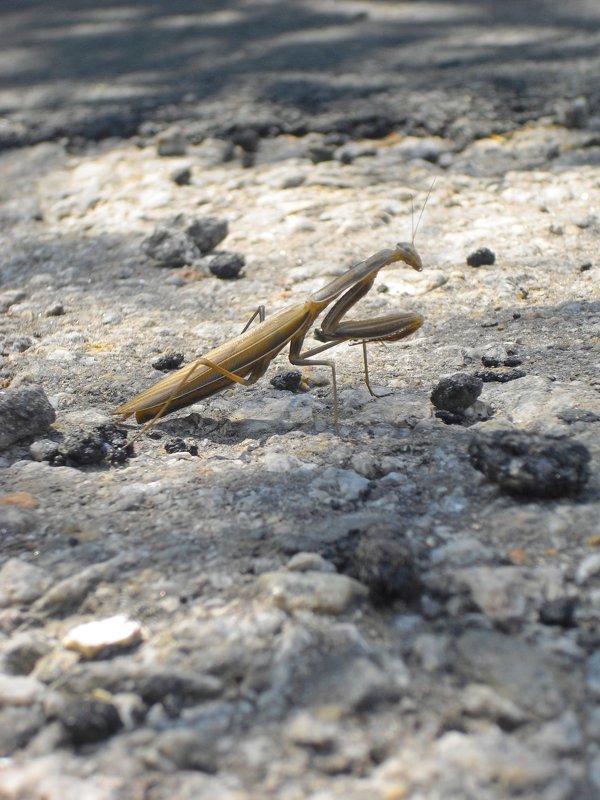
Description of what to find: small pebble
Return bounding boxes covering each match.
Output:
[171,165,192,185]
[308,144,335,163]
[59,698,123,745]
[44,302,65,317]
[469,429,590,498]
[538,597,577,627]
[0,386,56,450]
[141,227,198,268]
[56,429,107,467]
[285,711,338,750]
[206,251,245,280]
[151,728,218,773]
[152,352,184,371]
[430,373,483,412]
[280,173,306,189]
[461,684,528,728]
[467,247,495,267]
[434,409,467,425]
[258,570,368,614]
[481,355,522,368]
[156,126,187,156]
[270,370,303,392]
[559,96,589,129]
[230,127,260,153]
[185,216,228,253]
[164,437,199,456]
[345,533,422,606]
[63,614,143,658]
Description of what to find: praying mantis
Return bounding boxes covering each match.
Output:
[114,178,434,441]
[113,241,425,439]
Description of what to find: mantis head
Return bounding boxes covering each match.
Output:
[393,177,435,273]
[393,241,423,272]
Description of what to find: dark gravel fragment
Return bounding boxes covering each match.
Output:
[142,215,229,266]
[270,370,303,392]
[481,355,522,368]
[475,368,526,383]
[171,165,192,185]
[469,429,591,498]
[58,430,107,466]
[539,597,577,628]
[186,217,228,254]
[164,437,199,456]
[309,144,335,163]
[430,373,483,412]
[350,535,422,606]
[467,247,496,267]
[46,425,132,467]
[141,226,198,268]
[152,352,184,371]
[0,386,56,450]
[60,699,123,746]
[434,409,466,425]
[230,128,260,153]
[206,252,245,280]
[557,408,600,425]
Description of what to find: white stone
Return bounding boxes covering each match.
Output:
[63,615,143,658]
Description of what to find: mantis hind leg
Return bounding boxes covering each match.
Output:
[360,340,380,398]
[240,305,266,333]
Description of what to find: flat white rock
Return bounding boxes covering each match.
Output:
[63,615,143,658]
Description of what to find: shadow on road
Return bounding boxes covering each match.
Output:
[1,0,599,147]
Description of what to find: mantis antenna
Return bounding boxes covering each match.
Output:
[412,177,437,244]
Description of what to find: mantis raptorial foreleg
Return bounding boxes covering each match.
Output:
[308,277,423,398]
